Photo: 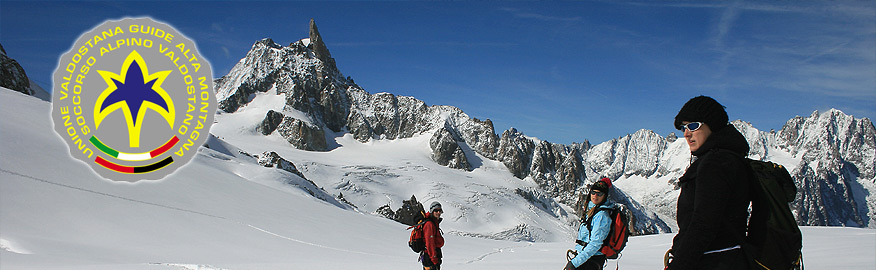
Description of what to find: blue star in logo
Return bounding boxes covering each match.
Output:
[100,61,169,125]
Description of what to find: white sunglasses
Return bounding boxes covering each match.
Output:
[679,122,704,132]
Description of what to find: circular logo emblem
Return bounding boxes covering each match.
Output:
[51,17,216,182]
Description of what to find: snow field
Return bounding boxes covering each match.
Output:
[2,88,875,269]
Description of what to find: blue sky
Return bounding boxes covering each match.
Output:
[2,1,874,144]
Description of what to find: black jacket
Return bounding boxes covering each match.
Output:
[670,126,752,270]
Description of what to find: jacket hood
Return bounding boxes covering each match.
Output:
[588,201,616,210]
[691,124,749,157]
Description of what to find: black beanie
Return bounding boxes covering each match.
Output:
[590,177,612,201]
[674,96,729,132]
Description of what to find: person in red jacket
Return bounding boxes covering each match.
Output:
[421,201,444,270]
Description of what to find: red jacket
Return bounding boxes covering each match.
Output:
[423,212,444,264]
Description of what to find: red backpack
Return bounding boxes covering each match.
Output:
[407,211,430,253]
[585,204,631,259]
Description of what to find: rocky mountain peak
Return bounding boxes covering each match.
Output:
[0,42,34,96]
[309,19,337,71]
[215,20,876,232]
[214,20,498,160]
[255,38,281,49]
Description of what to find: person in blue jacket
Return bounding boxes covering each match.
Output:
[565,177,614,270]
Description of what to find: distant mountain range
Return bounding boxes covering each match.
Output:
[7,20,874,237]
[211,20,875,231]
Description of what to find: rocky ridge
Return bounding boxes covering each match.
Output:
[213,20,876,231]
[0,43,34,96]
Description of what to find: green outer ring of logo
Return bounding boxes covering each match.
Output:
[51,17,216,182]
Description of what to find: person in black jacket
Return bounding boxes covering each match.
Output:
[666,96,751,270]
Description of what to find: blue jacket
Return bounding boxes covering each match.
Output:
[571,201,613,267]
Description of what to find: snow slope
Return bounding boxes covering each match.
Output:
[2,87,875,269]
[209,89,577,242]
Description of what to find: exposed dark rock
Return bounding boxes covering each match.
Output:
[376,204,395,220]
[309,18,337,72]
[337,192,357,209]
[497,128,535,179]
[258,151,307,179]
[215,39,283,113]
[556,148,585,200]
[430,127,471,171]
[346,110,374,142]
[394,195,426,226]
[276,116,327,151]
[0,42,33,96]
[526,141,585,202]
[666,132,678,143]
[457,117,500,160]
[257,110,285,135]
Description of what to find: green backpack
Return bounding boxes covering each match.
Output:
[726,150,804,270]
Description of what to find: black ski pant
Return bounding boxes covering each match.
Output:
[422,248,442,270]
[565,255,606,270]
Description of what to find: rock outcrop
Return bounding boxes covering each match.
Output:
[0,43,33,96]
[381,195,426,226]
[430,127,471,171]
[275,116,327,151]
[257,110,285,135]
[258,151,307,179]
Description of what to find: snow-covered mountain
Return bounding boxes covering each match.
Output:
[212,20,671,235]
[764,111,875,227]
[213,20,876,233]
[1,19,875,269]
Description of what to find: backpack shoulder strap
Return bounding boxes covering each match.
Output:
[711,148,749,162]
[406,219,428,230]
[585,206,610,231]
[712,148,757,187]
[407,210,430,230]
